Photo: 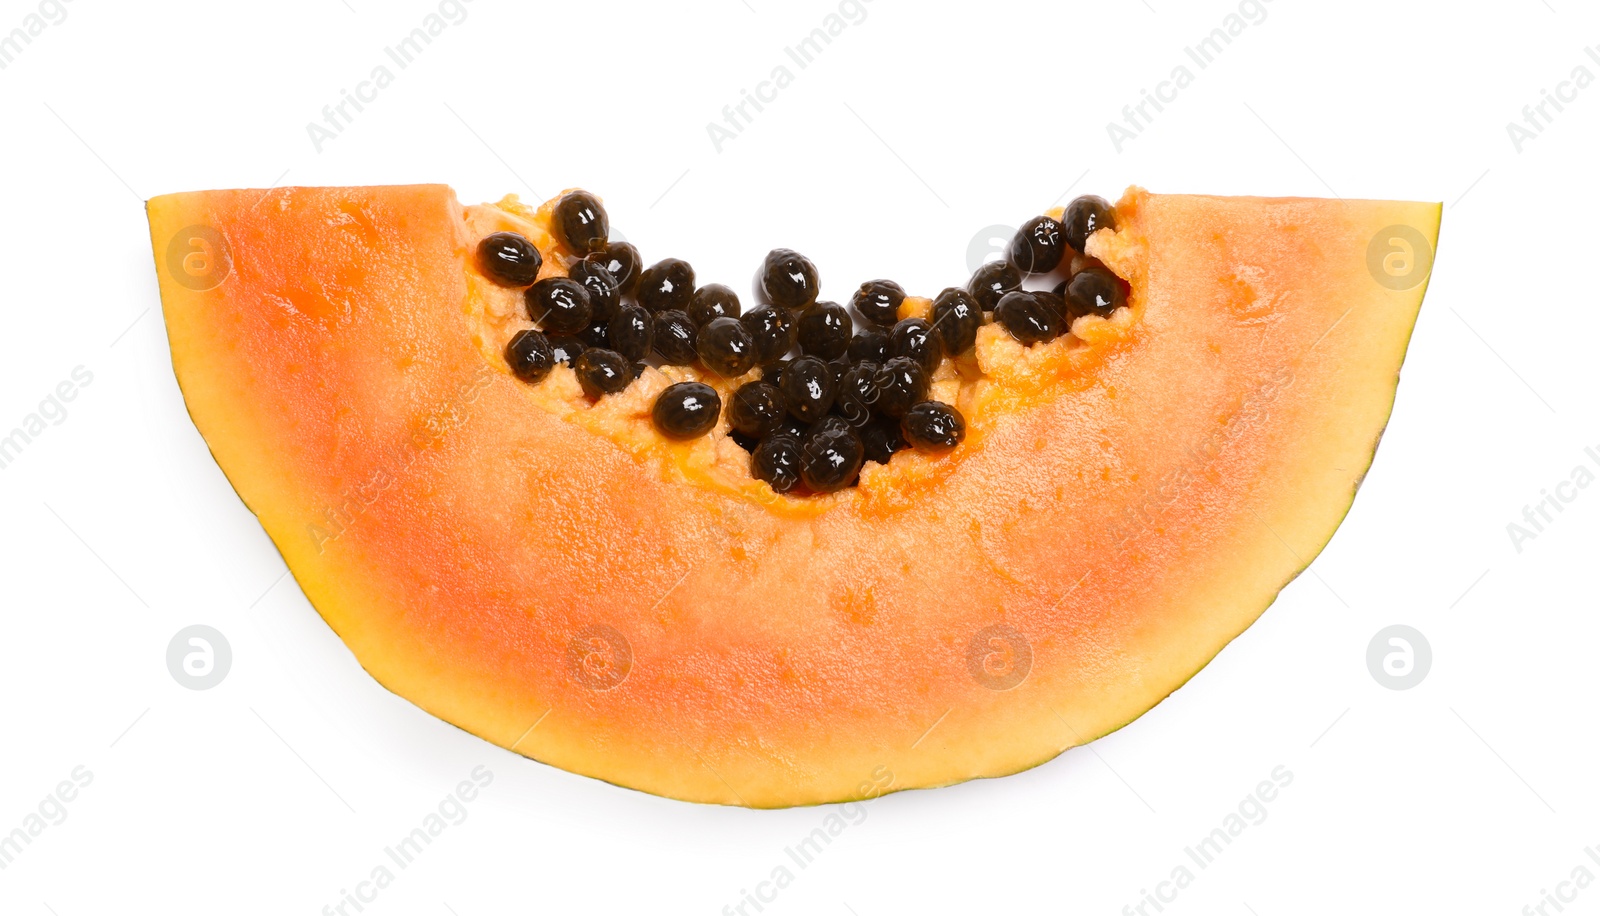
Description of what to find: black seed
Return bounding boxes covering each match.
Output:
[902,400,966,451]
[730,430,760,453]
[806,415,852,441]
[652,381,721,440]
[752,436,802,494]
[526,278,592,336]
[1035,286,1068,318]
[833,360,881,427]
[1063,195,1117,253]
[767,414,808,444]
[477,232,543,287]
[931,288,984,356]
[797,301,852,361]
[847,329,888,365]
[967,260,1021,311]
[1065,267,1126,319]
[577,321,611,350]
[632,360,648,379]
[761,248,820,310]
[1008,215,1066,274]
[994,290,1063,344]
[567,260,620,322]
[873,357,929,419]
[800,426,864,493]
[574,348,632,398]
[547,336,585,366]
[608,304,653,361]
[779,355,836,423]
[637,258,695,312]
[586,241,641,295]
[888,317,943,376]
[827,358,848,390]
[689,284,742,326]
[696,316,757,378]
[651,309,698,365]
[762,357,792,389]
[859,416,905,464]
[504,329,554,383]
[555,190,609,255]
[850,279,905,327]
[742,305,798,366]
[727,382,787,439]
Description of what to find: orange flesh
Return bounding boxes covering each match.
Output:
[148,185,1438,806]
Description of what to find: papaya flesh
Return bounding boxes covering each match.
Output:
[146,185,1438,807]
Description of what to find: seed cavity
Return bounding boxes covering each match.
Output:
[481,192,1128,497]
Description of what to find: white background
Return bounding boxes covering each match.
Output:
[1,0,1596,914]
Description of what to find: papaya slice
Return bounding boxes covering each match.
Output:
[146,185,1438,807]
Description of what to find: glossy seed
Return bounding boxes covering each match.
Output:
[573,348,632,398]
[608,304,653,361]
[504,329,554,383]
[859,416,906,464]
[901,400,966,450]
[586,241,641,295]
[547,336,585,366]
[872,357,929,419]
[577,321,611,350]
[1065,267,1126,319]
[797,301,853,361]
[652,382,721,440]
[689,284,742,326]
[637,258,695,312]
[800,425,864,493]
[555,190,609,255]
[752,436,803,493]
[762,357,791,389]
[779,355,836,423]
[477,232,544,287]
[651,309,698,365]
[833,361,881,427]
[767,414,809,444]
[888,317,943,376]
[1035,286,1068,318]
[967,260,1021,311]
[696,316,757,378]
[728,381,788,439]
[850,279,905,327]
[1007,215,1066,274]
[1063,195,1117,253]
[931,288,984,356]
[993,290,1063,344]
[761,248,820,310]
[847,329,889,364]
[567,260,620,322]
[742,305,798,366]
[526,278,593,336]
